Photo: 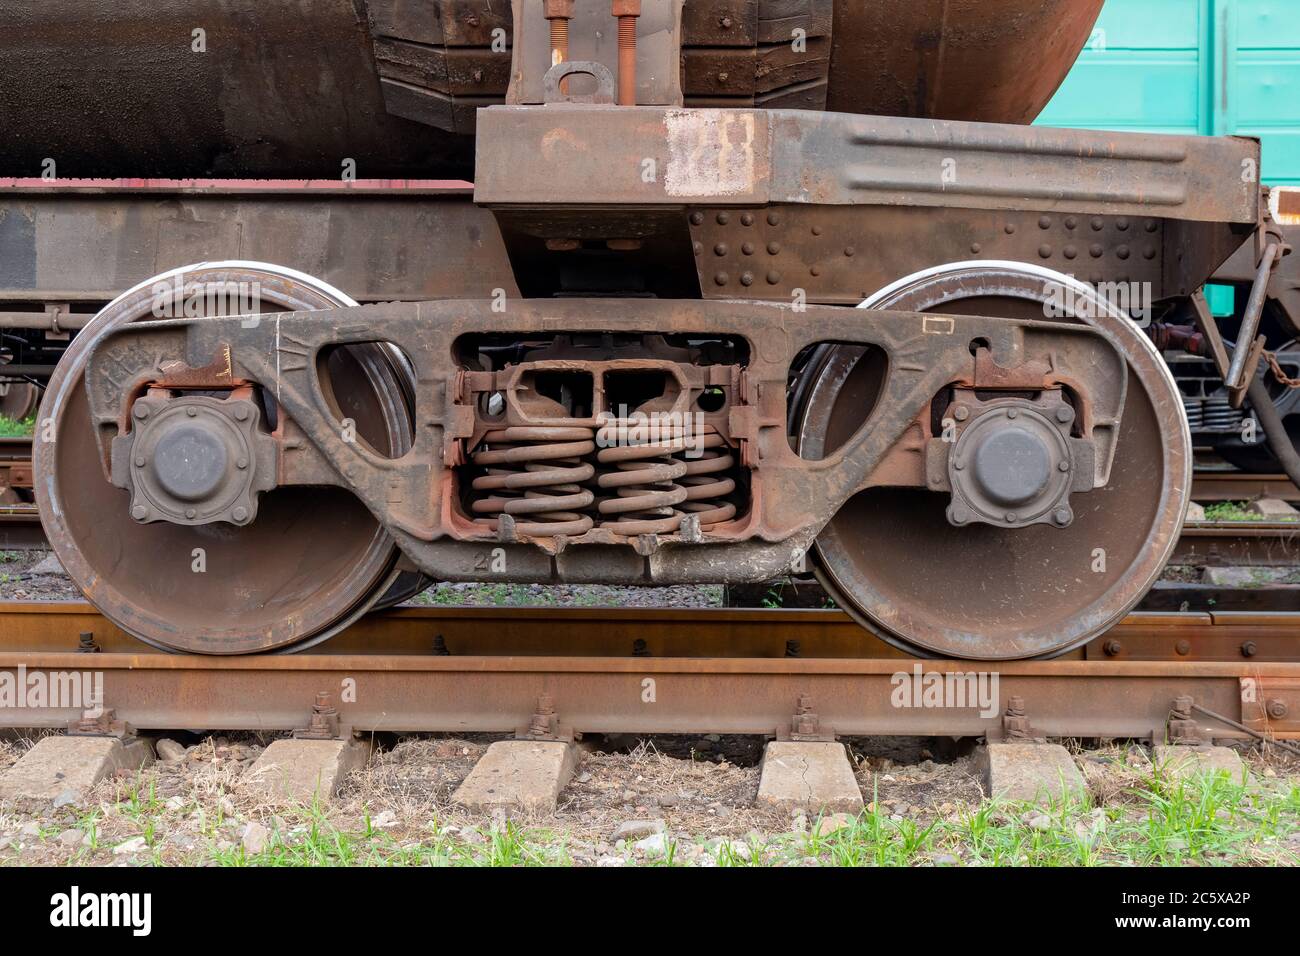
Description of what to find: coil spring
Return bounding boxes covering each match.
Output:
[469,426,596,536]
[594,423,737,534]
[594,432,690,535]
[1202,396,1242,432]
[1182,396,1204,430]
[678,430,737,527]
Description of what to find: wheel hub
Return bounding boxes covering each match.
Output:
[947,394,1077,529]
[125,394,272,526]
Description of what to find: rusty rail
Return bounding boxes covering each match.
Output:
[1191,472,1300,502]
[1,602,1298,741]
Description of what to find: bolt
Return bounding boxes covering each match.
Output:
[950,507,969,524]
[132,401,150,420]
[1241,641,1258,658]
[1266,699,1289,719]
[613,0,642,106]
[131,505,148,520]
[234,405,250,421]
[134,455,145,468]
[186,406,198,417]
[1005,512,1017,523]
[952,405,970,422]
[1053,509,1071,526]
[1055,407,1074,424]
[231,506,249,522]
[1006,408,1018,419]
[1103,639,1122,657]
[185,508,196,519]
[1058,461,1070,472]
[1175,639,1191,656]
[953,459,964,470]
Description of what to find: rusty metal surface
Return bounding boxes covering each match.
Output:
[1211,220,1300,338]
[0,1,477,179]
[1191,472,1300,503]
[475,105,1259,225]
[36,264,410,654]
[1172,521,1300,568]
[0,603,1297,740]
[0,506,43,549]
[826,0,1104,125]
[63,294,1131,592]
[7,600,1300,662]
[0,1,1102,181]
[0,182,514,304]
[797,263,1189,660]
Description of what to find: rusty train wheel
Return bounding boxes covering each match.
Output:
[0,379,39,422]
[34,262,414,654]
[796,262,1191,660]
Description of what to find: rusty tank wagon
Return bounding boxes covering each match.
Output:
[3,0,1294,660]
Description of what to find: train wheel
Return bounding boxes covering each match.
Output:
[34,262,415,654]
[795,262,1191,660]
[0,380,39,421]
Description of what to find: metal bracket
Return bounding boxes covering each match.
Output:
[1241,677,1300,736]
[516,693,574,741]
[293,691,345,740]
[999,695,1037,741]
[67,707,134,740]
[542,61,616,105]
[1165,694,1207,747]
[777,694,836,741]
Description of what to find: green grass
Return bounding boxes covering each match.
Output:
[1203,501,1261,522]
[0,415,34,438]
[16,762,1288,868]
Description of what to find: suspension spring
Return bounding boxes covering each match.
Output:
[677,428,737,528]
[469,426,596,536]
[594,432,689,535]
[1202,396,1243,432]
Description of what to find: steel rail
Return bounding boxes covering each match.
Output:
[0,603,1298,742]
[1191,472,1300,502]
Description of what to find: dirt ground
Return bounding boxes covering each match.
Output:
[1,732,1296,867]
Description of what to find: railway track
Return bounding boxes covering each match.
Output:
[2,602,1298,744]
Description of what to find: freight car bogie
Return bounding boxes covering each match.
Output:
[36,253,1189,660]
